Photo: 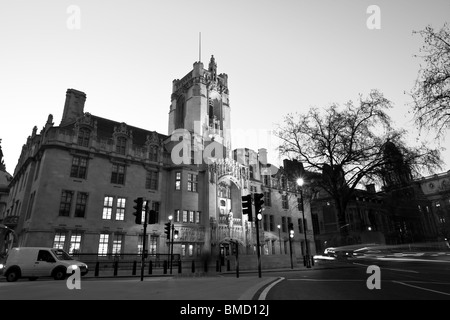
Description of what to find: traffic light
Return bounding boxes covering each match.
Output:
[297,197,302,211]
[164,222,171,240]
[174,230,179,239]
[133,197,144,224]
[254,193,264,214]
[241,194,253,221]
[148,210,157,224]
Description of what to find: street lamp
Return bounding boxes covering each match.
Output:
[277,224,282,254]
[297,178,311,268]
[168,215,174,274]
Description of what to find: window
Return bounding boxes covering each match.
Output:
[137,234,148,255]
[102,196,114,220]
[26,191,35,220]
[77,128,90,147]
[59,190,73,216]
[69,232,82,254]
[189,210,194,223]
[111,164,125,185]
[269,215,275,231]
[53,232,66,250]
[263,214,268,231]
[264,190,271,207]
[188,244,194,256]
[298,218,304,233]
[175,172,181,190]
[149,235,158,255]
[116,197,126,221]
[145,171,158,190]
[70,156,88,179]
[249,166,254,179]
[263,175,270,187]
[281,176,287,190]
[282,217,287,232]
[174,209,180,222]
[151,202,160,223]
[181,244,186,257]
[182,210,188,223]
[116,137,127,155]
[149,145,159,162]
[187,173,198,192]
[112,234,122,255]
[195,211,201,224]
[98,234,109,256]
[282,194,289,209]
[287,217,292,232]
[74,192,88,218]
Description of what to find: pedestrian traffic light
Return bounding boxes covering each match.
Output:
[254,193,264,214]
[297,197,302,211]
[164,222,171,240]
[133,197,144,224]
[148,210,157,224]
[174,230,179,239]
[241,194,253,221]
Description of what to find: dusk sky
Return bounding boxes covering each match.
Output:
[1,0,449,175]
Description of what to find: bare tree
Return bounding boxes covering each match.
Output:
[411,23,450,141]
[275,90,442,245]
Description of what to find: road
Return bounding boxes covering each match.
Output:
[259,257,450,300]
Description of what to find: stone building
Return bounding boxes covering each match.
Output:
[3,56,316,268]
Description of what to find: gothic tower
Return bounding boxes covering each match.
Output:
[168,55,232,159]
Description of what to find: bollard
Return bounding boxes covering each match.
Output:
[311,256,315,267]
[148,260,152,274]
[132,260,137,275]
[303,255,306,266]
[163,260,167,274]
[227,259,230,271]
[95,262,99,277]
[113,261,118,276]
[178,260,182,274]
[192,260,195,273]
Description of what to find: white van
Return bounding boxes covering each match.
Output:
[0,247,88,282]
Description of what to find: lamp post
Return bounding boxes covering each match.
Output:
[297,178,311,268]
[277,224,282,254]
[169,215,174,274]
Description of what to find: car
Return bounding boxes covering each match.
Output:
[0,247,88,282]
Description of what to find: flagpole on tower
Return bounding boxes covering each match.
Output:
[199,32,202,62]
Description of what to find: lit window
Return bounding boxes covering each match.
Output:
[112,234,122,255]
[188,173,198,192]
[175,172,181,190]
[53,232,66,250]
[98,234,109,256]
[102,196,113,220]
[116,197,126,221]
[69,232,82,254]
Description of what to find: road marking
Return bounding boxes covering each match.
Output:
[352,262,419,273]
[258,277,285,300]
[288,279,364,282]
[393,281,450,296]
